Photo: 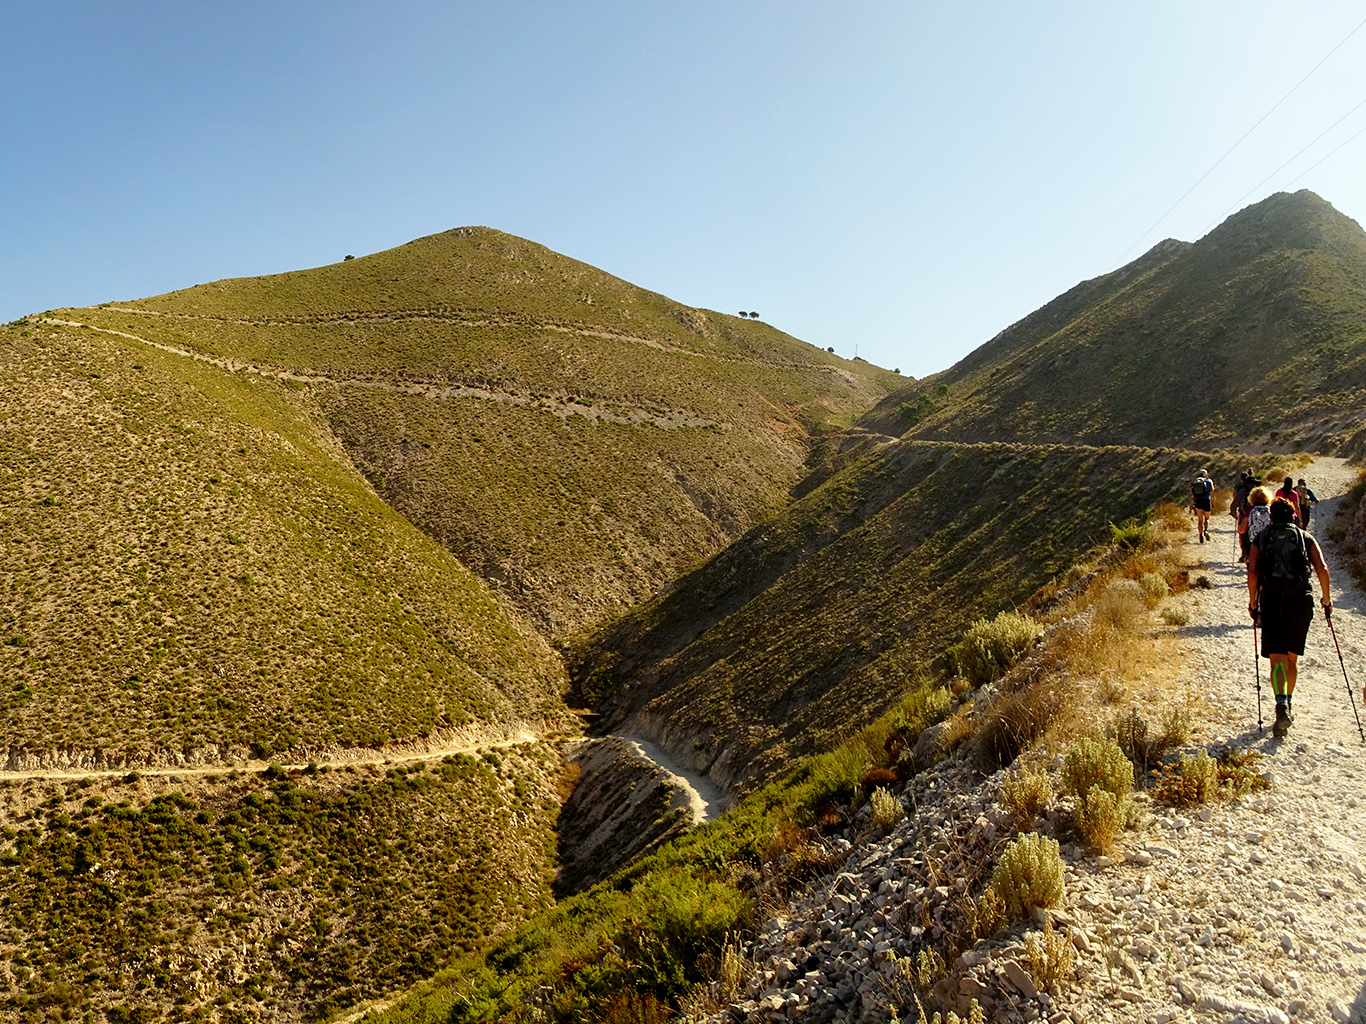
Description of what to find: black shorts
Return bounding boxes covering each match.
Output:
[1260,590,1314,656]
[1194,498,1212,512]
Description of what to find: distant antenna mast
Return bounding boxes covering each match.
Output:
[854,343,859,359]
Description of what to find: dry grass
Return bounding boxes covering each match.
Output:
[1025,917,1076,991]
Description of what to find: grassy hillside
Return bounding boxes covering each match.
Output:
[862,191,1366,454]
[573,440,1261,790]
[0,317,581,1020]
[0,745,565,1022]
[0,319,565,761]
[52,227,902,637]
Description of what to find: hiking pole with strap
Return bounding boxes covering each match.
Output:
[1325,608,1365,743]
[1253,616,1263,732]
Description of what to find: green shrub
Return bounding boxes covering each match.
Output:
[989,832,1064,921]
[1138,571,1168,605]
[1153,750,1217,806]
[1074,785,1124,854]
[1114,709,1149,763]
[1062,737,1133,853]
[1061,738,1132,802]
[868,787,904,830]
[1108,519,1150,550]
[947,611,1042,686]
[1000,762,1053,828]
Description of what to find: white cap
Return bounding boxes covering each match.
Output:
[1197,469,1207,477]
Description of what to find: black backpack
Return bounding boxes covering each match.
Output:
[1259,524,1310,588]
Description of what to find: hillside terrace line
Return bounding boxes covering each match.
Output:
[34,315,727,431]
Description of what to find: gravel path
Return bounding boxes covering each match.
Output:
[1046,456,1366,1024]
[724,458,1366,1024]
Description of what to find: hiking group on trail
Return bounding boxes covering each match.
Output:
[1203,468,1345,738]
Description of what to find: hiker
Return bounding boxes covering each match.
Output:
[1295,478,1319,529]
[1190,469,1213,543]
[1230,470,1255,524]
[1247,497,1332,737]
[1238,486,1272,563]
[1274,476,1302,525]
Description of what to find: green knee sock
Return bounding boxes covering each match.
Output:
[1272,664,1288,697]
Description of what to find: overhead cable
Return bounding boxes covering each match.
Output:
[1204,95,1366,233]
[1111,13,1366,269]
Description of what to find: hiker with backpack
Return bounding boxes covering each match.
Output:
[1190,469,1213,543]
[1247,497,1332,737]
[1274,476,1302,525]
[1238,486,1272,564]
[1295,478,1319,529]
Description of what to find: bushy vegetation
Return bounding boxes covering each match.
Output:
[0,747,564,1020]
[573,440,1248,790]
[947,611,1042,686]
[1152,748,1269,806]
[999,761,1053,828]
[1061,738,1134,854]
[0,323,568,759]
[367,676,955,1024]
[987,832,1065,921]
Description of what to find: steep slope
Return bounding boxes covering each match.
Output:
[55,228,902,638]
[0,317,577,1021]
[862,191,1366,453]
[573,439,1257,791]
[0,318,565,762]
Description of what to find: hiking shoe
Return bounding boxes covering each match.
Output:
[1273,706,1291,738]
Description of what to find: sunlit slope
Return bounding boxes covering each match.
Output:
[0,319,565,761]
[574,439,1250,790]
[61,227,901,637]
[862,191,1366,453]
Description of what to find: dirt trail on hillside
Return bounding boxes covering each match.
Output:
[727,457,1366,1024]
[1058,456,1366,1024]
[620,733,728,823]
[0,727,543,784]
[33,316,725,430]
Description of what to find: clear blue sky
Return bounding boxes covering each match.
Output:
[3,2,1364,377]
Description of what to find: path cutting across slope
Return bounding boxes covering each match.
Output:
[0,724,544,783]
[33,316,725,430]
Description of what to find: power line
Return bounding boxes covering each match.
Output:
[1284,119,1366,189]
[1203,95,1366,233]
[1111,13,1366,269]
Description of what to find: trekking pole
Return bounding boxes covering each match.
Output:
[1253,617,1263,732]
[1325,609,1366,743]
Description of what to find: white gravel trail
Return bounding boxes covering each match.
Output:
[1059,456,1366,1024]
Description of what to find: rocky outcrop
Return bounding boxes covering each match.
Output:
[554,737,704,896]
